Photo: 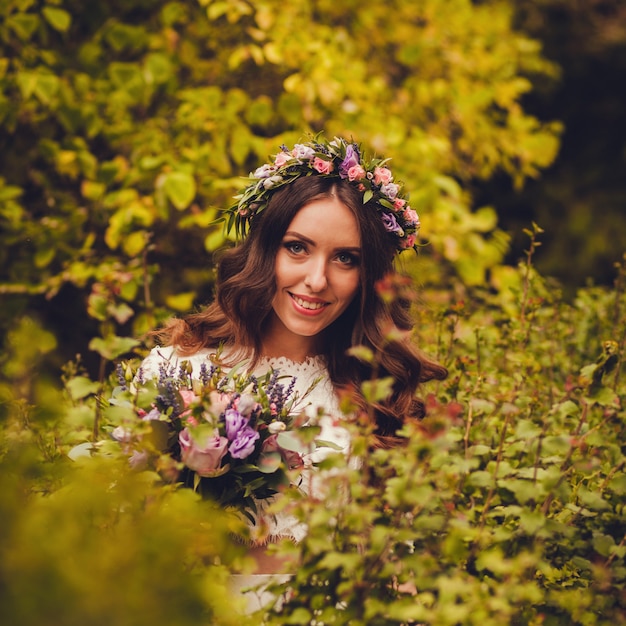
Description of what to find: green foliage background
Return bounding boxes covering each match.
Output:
[1,0,562,376]
[1,1,625,624]
[477,0,626,290]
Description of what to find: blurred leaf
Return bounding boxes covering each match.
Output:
[165,292,195,312]
[66,376,100,401]
[163,171,196,210]
[89,336,140,360]
[42,6,71,32]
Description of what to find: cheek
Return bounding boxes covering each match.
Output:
[339,271,360,302]
[273,253,291,287]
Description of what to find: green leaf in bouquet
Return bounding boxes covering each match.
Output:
[147,419,170,452]
[257,451,282,474]
[198,463,231,479]
[104,403,139,425]
[315,438,345,451]
[277,430,310,454]
[243,476,270,496]
[133,382,160,408]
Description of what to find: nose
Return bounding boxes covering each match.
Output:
[304,258,328,292]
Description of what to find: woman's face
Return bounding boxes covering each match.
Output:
[266,196,361,356]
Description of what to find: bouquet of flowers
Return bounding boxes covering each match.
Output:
[106,358,319,517]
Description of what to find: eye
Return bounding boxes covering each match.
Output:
[283,240,306,255]
[336,251,360,267]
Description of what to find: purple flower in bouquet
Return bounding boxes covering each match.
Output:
[141,407,161,421]
[229,426,260,459]
[224,408,260,459]
[179,428,229,476]
[224,408,248,439]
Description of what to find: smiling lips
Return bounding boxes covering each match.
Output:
[290,293,329,313]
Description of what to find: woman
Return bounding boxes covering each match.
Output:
[140,136,446,608]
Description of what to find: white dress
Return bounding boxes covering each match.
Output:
[140,345,351,612]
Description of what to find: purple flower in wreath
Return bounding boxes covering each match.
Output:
[339,144,360,179]
[292,143,316,160]
[380,182,400,200]
[253,164,275,178]
[381,212,403,234]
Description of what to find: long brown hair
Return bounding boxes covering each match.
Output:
[157,176,447,446]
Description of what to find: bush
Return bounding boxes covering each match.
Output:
[261,248,626,625]
[2,240,624,625]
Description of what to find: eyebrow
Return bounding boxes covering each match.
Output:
[284,230,362,253]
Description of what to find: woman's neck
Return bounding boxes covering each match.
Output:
[261,314,322,363]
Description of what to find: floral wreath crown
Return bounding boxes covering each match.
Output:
[225,136,420,253]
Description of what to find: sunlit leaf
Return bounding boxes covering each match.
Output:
[163,171,196,210]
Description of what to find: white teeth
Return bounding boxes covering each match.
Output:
[293,295,325,310]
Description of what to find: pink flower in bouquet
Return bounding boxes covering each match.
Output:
[179,428,228,476]
[111,425,133,443]
[208,391,231,416]
[261,434,304,469]
[141,407,161,421]
[233,393,260,418]
[179,388,197,407]
[179,388,198,419]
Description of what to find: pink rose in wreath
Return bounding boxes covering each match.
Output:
[313,157,334,175]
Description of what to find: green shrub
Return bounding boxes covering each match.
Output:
[0,437,254,626]
[2,229,624,626]
[260,252,626,625]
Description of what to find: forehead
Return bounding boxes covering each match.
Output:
[286,197,360,247]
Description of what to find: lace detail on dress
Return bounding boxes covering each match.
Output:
[257,355,327,376]
[255,355,340,418]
